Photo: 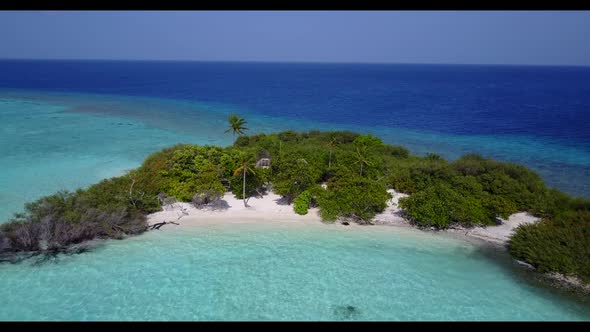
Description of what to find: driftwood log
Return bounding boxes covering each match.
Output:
[148,221,180,230]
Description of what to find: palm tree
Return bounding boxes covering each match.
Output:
[354,146,373,176]
[225,114,248,143]
[233,156,256,207]
[326,135,339,169]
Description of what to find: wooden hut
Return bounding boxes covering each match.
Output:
[255,158,271,169]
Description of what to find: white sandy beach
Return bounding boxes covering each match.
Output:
[147,189,539,246]
[450,212,539,245]
[147,191,323,226]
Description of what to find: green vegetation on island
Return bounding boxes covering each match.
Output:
[0,116,588,283]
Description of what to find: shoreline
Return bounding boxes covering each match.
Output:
[147,190,536,248]
[146,189,590,295]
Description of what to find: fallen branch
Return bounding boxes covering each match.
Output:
[148,221,180,230]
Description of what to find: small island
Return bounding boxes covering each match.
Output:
[1,115,589,292]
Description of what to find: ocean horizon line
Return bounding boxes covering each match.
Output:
[1,57,590,69]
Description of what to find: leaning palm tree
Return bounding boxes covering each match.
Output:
[326,135,339,169]
[354,145,373,176]
[233,157,256,207]
[225,114,248,143]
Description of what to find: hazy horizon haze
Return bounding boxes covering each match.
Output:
[0,11,589,66]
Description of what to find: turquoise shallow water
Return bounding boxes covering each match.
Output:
[0,94,203,220]
[1,224,589,321]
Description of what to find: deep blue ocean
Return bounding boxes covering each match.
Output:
[2,60,589,140]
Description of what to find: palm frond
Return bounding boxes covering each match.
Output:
[233,167,244,177]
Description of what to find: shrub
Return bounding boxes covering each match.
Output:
[425,153,442,161]
[398,186,451,228]
[403,159,452,193]
[304,130,322,138]
[230,169,265,200]
[451,154,549,213]
[293,191,312,215]
[234,135,250,147]
[192,188,224,208]
[317,176,391,223]
[529,189,587,218]
[482,194,518,220]
[156,145,229,202]
[353,134,383,149]
[0,190,146,254]
[448,195,490,226]
[272,156,323,202]
[453,154,488,176]
[278,130,300,142]
[508,210,590,282]
[386,164,415,194]
[133,145,177,203]
[399,183,492,228]
[0,232,10,253]
[316,196,339,222]
[82,175,160,214]
[450,175,484,197]
[383,145,410,158]
[331,131,359,144]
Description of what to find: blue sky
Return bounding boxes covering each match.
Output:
[1,11,589,66]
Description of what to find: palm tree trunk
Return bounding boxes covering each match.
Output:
[360,163,363,176]
[243,167,247,207]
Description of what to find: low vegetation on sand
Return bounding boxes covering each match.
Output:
[1,122,588,283]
